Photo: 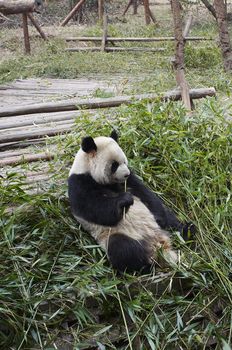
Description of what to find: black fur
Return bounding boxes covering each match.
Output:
[68,171,194,237]
[107,233,151,273]
[182,222,196,240]
[111,161,119,173]
[68,173,134,226]
[127,172,184,232]
[81,137,97,153]
[110,130,118,143]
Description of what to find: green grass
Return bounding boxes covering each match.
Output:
[0,37,172,84]
[1,98,232,349]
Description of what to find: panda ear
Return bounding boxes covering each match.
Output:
[81,136,97,153]
[110,130,118,143]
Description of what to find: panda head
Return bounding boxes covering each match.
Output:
[70,131,130,184]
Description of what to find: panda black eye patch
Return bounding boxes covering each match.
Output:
[111,161,119,173]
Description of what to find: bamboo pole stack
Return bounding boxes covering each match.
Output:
[0,88,216,119]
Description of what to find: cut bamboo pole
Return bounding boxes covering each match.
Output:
[22,13,30,54]
[0,138,46,151]
[65,36,213,42]
[0,122,75,143]
[66,47,165,52]
[0,88,216,118]
[0,148,41,159]
[0,149,30,159]
[0,151,54,166]
[60,0,86,27]
[0,117,75,133]
[105,47,164,52]
[27,13,47,40]
[0,0,38,15]
[0,146,59,161]
[0,110,87,130]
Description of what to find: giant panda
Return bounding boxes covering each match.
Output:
[68,131,193,273]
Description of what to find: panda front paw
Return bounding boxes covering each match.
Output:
[118,192,134,215]
[182,222,196,241]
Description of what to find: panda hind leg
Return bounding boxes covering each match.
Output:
[107,233,151,274]
[153,230,178,266]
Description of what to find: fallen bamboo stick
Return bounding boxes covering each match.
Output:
[0,146,57,160]
[0,110,88,130]
[0,138,46,151]
[0,117,75,133]
[0,151,55,166]
[66,47,165,52]
[0,148,40,159]
[0,88,216,118]
[0,123,75,143]
[104,47,164,52]
[0,0,39,15]
[65,36,213,42]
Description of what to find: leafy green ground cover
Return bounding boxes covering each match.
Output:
[1,98,232,349]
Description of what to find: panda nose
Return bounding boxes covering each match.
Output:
[124,173,130,178]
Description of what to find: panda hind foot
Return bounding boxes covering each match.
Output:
[160,248,178,266]
[152,231,178,267]
[107,233,151,274]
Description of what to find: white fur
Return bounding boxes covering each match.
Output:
[74,196,177,263]
[69,136,130,184]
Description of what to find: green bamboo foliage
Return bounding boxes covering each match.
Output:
[1,98,231,349]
